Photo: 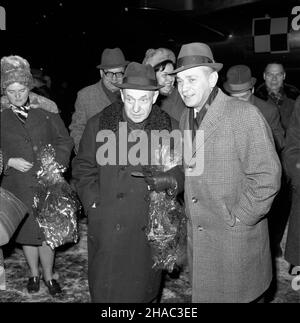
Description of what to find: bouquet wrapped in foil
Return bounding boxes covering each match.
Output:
[145,145,187,272]
[33,144,80,249]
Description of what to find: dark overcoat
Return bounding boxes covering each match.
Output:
[283,95,300,266]
[72,102,182,303]
[0,106,73,245]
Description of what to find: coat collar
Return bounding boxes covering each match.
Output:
[181,88,229,164]
[98,101,173,132]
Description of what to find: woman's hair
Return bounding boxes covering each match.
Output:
[153,59,175,73]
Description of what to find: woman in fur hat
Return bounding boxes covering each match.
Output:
[142,48,186,122]
[0,55,74,296]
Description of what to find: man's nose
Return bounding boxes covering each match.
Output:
[133,101,140,113]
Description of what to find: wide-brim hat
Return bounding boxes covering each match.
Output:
[96,47,129,69]
[170,42,223,74]
[223,65,256,94]
[115,62,163,91]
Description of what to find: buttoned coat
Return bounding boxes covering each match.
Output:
[69,80,112,152]
[180,89,281,303]
[0,107,73,245]
[72,102,182,303]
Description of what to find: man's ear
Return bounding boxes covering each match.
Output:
[283,73,286,80]
[100,70,104,78]
[152,90,159,104]
[209,71,218,88]
[263,72,266,81]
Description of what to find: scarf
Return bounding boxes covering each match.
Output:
[267,87,284,107]
[10,98,31,123]
[190,86,219,140]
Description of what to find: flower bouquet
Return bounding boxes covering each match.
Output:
[144,145,186,272]
[33,144,80,249]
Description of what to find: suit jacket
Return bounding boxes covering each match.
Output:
[69,80,112,152]
[180,89,281,303]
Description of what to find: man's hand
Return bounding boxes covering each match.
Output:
[8,158,33,172]
[144,170,178,193]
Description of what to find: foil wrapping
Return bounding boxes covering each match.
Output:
[145,145,187,272]
[33,144,80,249]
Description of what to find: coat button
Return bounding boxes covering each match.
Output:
[197,225,203,231]
[116,224,121,231]
[116,193,125,199]
[192,197,198,203]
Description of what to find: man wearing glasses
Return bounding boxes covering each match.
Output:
[70,48,129,152]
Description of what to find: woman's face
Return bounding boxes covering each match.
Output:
[156,63,175,96]
[5,82,30,107]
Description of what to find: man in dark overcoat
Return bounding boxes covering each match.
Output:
[72,62,184,303]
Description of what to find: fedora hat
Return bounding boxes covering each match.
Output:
[115,62,163,91]
[96,48,129,69]
[223,65,256,94]
[170,42,223,74]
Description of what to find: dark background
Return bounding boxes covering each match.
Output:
[1,0,299,126]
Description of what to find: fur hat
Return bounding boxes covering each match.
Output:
[142,48,176,68]
[1,55,33,93]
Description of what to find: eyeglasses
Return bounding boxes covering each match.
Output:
[265,72,285,79]
[103,71,124,79]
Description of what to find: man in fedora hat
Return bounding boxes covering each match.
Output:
[171,42,281,302]
[224,65,285,152]
[69,47,129,152]
[72,62,184,303]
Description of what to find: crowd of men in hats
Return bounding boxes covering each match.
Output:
[1,42,300,303]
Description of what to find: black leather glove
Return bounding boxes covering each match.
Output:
[144,170,178,194]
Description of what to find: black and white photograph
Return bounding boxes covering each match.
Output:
[0,0,299,309]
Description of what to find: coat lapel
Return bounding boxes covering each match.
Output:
[181,90,228,166]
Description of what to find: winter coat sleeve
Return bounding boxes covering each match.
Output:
[71,116,100,212]
[69,92,87,153]
[230,106,282,225]
[48,112,74,167]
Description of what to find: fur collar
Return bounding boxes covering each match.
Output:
[98,101,173,132]
[255,83,300,101]
[0,92,58,113]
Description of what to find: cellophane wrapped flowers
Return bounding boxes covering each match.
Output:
[145,145,187,272]
[33,144,80,249]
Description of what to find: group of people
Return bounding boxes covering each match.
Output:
[0,41,299,303]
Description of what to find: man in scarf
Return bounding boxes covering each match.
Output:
[72,62,184,303]
[172,42,281,303]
